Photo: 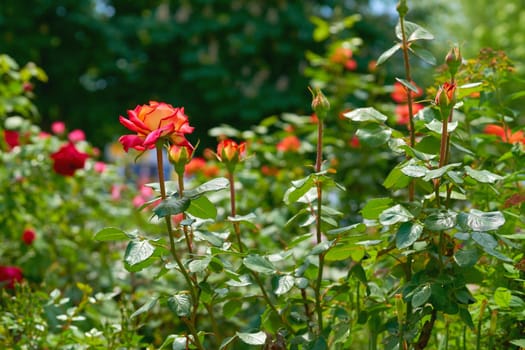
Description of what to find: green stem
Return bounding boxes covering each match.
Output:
[227,171,243,252]
[177,174,193,253]
[156,144,203,350]
[476,299,488,350]
[314,118,325,334]
[399,13,416,202]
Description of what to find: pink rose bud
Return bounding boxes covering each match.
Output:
[51,121,66,135]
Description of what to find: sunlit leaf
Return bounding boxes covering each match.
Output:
[361,198,393,220]
[396,222,423,249]
[343,107,388,123]
[168,294,191,317]
[465,166,503,184]
[236,331,267,345]
[424,210,457,231]
[243,255,276,274]
[412,284,431,308]
[377,44,401,65]
[379,204,414,225]
[275,275,295,295]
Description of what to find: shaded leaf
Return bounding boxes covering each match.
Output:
[243,255,276,274]
[379,204,414,225]
[396,222,423,249]
[187,195,216,219]
[130,297,158,319]
[237,331,267,345]
[377,44,401,65]
[454,248,479,267]
[396,20,434,42]
[412,284,431,308]
[401,164,428,178]
[153,197,190,218]
[188,256,211,273]
[425,120,458,134]
[409,44,436,65]
[465,166,503,184]
[168,294,191,317]
[343,107,388,123]
[275,275,295,295]
[356,124,392,147]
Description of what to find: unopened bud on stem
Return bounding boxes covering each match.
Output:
[309,87,330,120]
[445,46,462,78]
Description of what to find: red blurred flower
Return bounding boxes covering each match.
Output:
[310,114,319,124]
[119,101,194,152]
[349,135,360,148]
[277,135,301,152]
[3,130,20,150]
[0,266,23,289]
[261,165,280,177]
[23,82,33,92]
[68,129,86,143]
[330,47,357,71]
[50,142,89,176]
[51,121,66,135]
[391,81,423,103]
[395,103,424,125]
[185,157,206,176]
[484,124,525,144]
[22,229,36,245]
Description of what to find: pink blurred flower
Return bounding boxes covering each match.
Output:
[94,161,106,173]
[68,129,86,143]
[50,142,89,176]
[51,121,66,135]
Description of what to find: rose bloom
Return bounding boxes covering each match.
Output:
[22,229,36,245]
[0,266,23,289]
[261,165,280,177]
[484,124,525,144]
[277,135,301,152]
[50,142,89,176]
[395,103,424,125]
[349,135,360,148]
[51,121,66,135]
[119,101,194,151]
[68,129,86,143]
[391,81,423,103]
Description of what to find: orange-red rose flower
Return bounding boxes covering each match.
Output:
[484,124,525,144]
[22,229,36,245]
[51,142,89,176]
[391,81,423,103]
[435,82,456,108]
[277,135,301,152]
[3,130,20,150]
[119,101,194,152]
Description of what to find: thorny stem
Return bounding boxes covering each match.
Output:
[156,144,203,350]
[177,174,193,253]
[227,168,294,334]
[314,118,325,334]
[399,12,416,202]
[227,171,243,252]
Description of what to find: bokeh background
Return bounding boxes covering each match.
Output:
[2,0,524,149]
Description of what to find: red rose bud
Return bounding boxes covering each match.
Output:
[445,46,462,77]
[310,87,330,119]
[217,139,246,172]
[435,82,456,110]
[22,229,36,245]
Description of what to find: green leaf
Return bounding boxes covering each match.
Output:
[459,308,475,329]
[125,239,155,266]
[379,204,414,225]
[494,287,512,308]
[401,164,428,178]
[424,210,457,231]
[219,336,237,350]
[409,44,436,65]
[361,198,393,220]
[228,213,257,222]
[283,175,315,205]
[412,284,431,308]
[130,297,158,319]
[425,120,458,134]
[465,210,505,231]
[153,197,191,218]
[483,247,513,262]
[194,231,224,247]
[93,227,131,241]
[510,340,525,348]
[383,165,411,189]
[457,82,483,99]
[396,222,423,249]
[327,223,367,236]
[243,255,276,274]
[395,78,420,93]
[186,195,216,219]
[308,337,328,350]
[184,177,229,199]
[454,248,479,267]
[396,20,434,42]
[188,256,211,273]
[343,107,388,123]
[472,231,498,250]
[236,331,267,345]
[356,124,392,147]
[464,166,503,184]
[310,240,334,255]
[168,294,191,317]
[325,245,355,261]
[422,163,461,181]
[377,44,401,65]
[275,275,295,295]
